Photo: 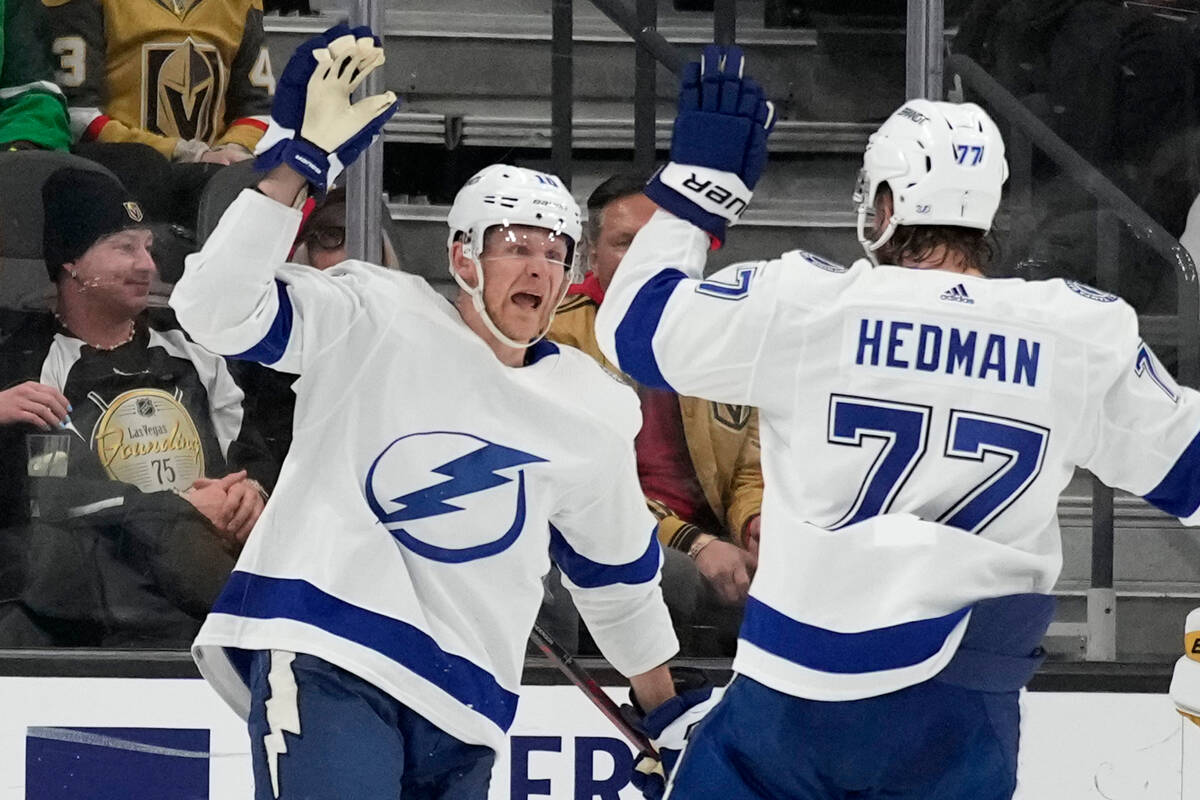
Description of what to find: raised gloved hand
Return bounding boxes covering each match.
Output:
[1170,607,1200,725]
[255,23,353,174]
[645,44,776,248]
[626,668,720,800]
[255,24,399,192]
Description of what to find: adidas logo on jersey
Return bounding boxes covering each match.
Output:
[940,283,974,305]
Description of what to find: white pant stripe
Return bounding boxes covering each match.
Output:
[262,650,301,799]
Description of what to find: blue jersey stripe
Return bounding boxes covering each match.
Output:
[231,280,294,365]
[1144,428,1200,518]
[212,572,519,730]
[525,339,559,365]
[740,596,970,674]
[549,525,661,588]
[613,269,685,391]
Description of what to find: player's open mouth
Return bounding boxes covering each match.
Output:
[512,292,542,310]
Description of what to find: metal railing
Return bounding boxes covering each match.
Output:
[562,0,681,181]
[552,0,736,183]
[906,0,943,100]
[948,51,1200,660]
[946,54,1200,377]
[344,0,386,264]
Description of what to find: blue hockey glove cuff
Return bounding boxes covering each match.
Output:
[626,669,720,800]
[645,163,751,248]
[637,683,717,751]
[276,137,335,191]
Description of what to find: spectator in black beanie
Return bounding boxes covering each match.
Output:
[0,166,277,648]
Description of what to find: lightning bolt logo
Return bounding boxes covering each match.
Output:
[365,432,548,563]
[262,650,300,799]
[385,441,546,521]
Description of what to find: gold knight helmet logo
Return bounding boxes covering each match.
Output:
[712,402,752,432]
[155,38,216,141]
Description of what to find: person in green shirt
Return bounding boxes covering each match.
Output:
[0,0,69,151]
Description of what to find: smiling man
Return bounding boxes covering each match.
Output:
[0,166,275,648]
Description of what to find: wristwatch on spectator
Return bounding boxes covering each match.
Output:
[245,478,269,502]
[212,142,252,156]
[687,532,716,560]
[173,138,212,162]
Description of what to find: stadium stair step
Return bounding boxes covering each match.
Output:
[1047,472,1200,661]
[380,109,873,153]
[262,2,903,285]
[263,4,905,123]
[385,187,862,283]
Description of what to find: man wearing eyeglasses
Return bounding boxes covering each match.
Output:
[292,186,402,271]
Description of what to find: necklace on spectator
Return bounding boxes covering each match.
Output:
[54,312,136,351]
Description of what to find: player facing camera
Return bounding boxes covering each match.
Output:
[446,164,582,351]
[854,98,1008,274]
[170,25,688,800]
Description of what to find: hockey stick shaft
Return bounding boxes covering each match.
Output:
[529,622,658,758]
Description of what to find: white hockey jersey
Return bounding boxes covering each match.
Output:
[596,210,1200,701]
[169,190,678,751]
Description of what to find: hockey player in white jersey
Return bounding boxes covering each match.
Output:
[595,45,1200,800]
[166,27,708,799]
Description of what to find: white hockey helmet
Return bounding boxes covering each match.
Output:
[446,164,583,348]
[854,99,1009,262]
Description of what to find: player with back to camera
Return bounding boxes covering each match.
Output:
[167,25,717,800]
[594,44,1200,800]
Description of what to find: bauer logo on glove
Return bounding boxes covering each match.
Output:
[657,164,752,221]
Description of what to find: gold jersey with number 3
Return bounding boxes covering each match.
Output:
[45,0,274,157]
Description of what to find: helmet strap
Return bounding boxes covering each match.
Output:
[448,233,564,353]
[855,204,898,267]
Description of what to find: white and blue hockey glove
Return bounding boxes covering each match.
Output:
[1170,607,1200,726]
[254,24,399,193]
[645,44,776,248]
[627,669,720,800]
